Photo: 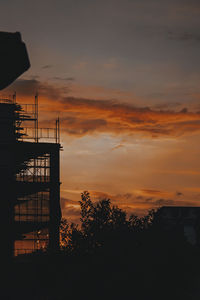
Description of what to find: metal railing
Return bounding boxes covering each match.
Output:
[19,127,58,142]
[16,174,50,183]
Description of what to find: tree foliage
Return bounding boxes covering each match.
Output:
[60,191,157,254]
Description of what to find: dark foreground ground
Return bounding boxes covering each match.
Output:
[2,242,200,300]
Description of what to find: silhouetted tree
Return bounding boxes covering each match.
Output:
[129,209,156,232]
[60,191,157,255]
[60,219,85,253]
[60,191,192,261]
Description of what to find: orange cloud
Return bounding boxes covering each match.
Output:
[5,79,200,138]
[48,97,200,138]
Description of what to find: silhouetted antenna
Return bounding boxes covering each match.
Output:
[56,119,58,143]
[35,93,39,142]
[13,91,16,103]
[58,117,60,144]
[56,117,60,144]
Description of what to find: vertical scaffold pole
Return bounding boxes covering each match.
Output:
[13,91,16,103]
[55,117,60,144]
[58,117,60,144]
[35,93,39,142]
[55,119,58,143]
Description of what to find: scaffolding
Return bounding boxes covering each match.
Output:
[0,95,61,258]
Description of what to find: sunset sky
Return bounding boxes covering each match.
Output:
[1,0,200,222]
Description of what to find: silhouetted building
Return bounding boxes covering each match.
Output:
[0,96,61,258]
[0,31,30,90]
[156,206,200,245]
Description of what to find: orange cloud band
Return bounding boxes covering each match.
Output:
[44,97,200,138]
[6,79,200,138]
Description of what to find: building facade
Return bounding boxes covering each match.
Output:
[0,96,61,258]
[156,206,200,245]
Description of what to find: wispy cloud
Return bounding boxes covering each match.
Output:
[42,65,53,69]
[51,77,75,81]
[112,144,125,151]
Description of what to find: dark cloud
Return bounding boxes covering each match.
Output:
[42,65,53,69]
[180,108,188,113]
[153,102,181,110]
[176,191,183,197]
[153,199,175,206]
[63,118,107,136]
[146,198,153,202]
[28,75,40,80]
[168,31,200,42]
[66,77,75,81]
[5,79,69,99]
[7,79,40,96]
[92,190,171,206]
[52,77,75,81]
